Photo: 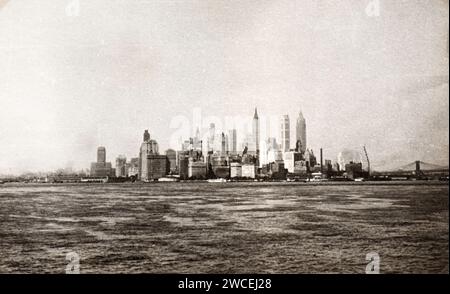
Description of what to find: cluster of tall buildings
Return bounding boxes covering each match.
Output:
[89,107,361,181]
[90,147,139,179]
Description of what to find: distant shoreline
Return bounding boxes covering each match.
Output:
[1,180,448,187]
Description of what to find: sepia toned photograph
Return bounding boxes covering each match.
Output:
[0,0,448,282]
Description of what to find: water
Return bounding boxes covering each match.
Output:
[0,182,448,273]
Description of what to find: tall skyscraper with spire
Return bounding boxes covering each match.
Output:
[296,110,307,153]
[193,127,202,150]
[252,107,260,153]
[280,115,290,152]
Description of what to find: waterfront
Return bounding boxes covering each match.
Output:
[0,182,448,273]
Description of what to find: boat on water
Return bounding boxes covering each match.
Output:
[80,177,108,183]
[158,177,179,182]
[354,177,365,182]
[308,178,328,182]
[207,178,227,183]
[306,174,329,182]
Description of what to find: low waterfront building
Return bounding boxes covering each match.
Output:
[188,160,207,179]
[208,153,230,178]
[283,151,303,173]
[230,162,242,178]
[269,161,288,180]
[293,160,308,174]
[47,174,83,183]
[344,161,363,180]
[80,177,108,183]
[304,149,317,167]
[212,166,230,179]
[177,150,203,179]
[242,164,256,178]
[211,154,228,167]
[178,156,189,180]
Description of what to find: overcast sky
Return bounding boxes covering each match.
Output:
[0,0,448,174]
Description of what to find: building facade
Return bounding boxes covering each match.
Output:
[178,154,189,180]
[228,129,237,154]
[188,160,207,179]
[97,146,106,164]
[283,151,303,173]
[127,157,139,177]
[280,115,290,152]
[90,146,114,177]
[139,130,159,181]
[230,162,242,178]
[115,155,127,177]
[165,149,177,172]
[242,164,256,178]
[252,108,260,153]
[295,111,307,153]
[146,155,169,180]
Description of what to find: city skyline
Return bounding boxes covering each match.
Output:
[0,1,448,175]
[70,106,449,176]
[0,101,448,175]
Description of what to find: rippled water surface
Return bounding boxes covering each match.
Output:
[0,182,448,273]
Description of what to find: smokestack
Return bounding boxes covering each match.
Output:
[320,148,323,174]
[415,161,421,173]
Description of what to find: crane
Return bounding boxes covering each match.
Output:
[363,145,370,176]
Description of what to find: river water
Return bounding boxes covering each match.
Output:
[0,182,448,273]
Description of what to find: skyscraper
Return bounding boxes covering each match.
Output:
[143,130,150,142]
[139,130,160,181]
[90,146,113,177]
[221,132,226,154]
[296,110,307,153]
[97,146,106,164]
[280,115,290,152]
[252,108,260,153]
[193,127,202,150]
[228,129,237,154]
[244,108,260,155]
[165,149,177,172]
[127,158,139,177]
[224,133,229,154]
[208,123,215,153]
[115,155,127,177]
[195,127,200,140]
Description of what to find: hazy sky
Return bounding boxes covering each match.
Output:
[0,0,448,174]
